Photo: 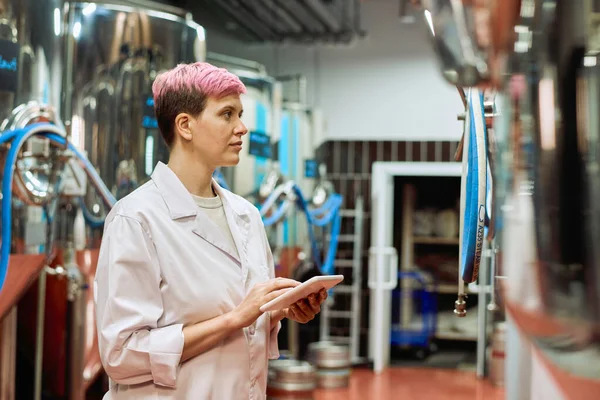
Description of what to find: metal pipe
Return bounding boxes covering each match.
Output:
[246,0,296,34]
[254,0,303,34]
[206,52,267,75]
[274,0,326,34]
[64,241,86,400]
[0,307,17,400]
[216,0,274,41]
[301,0,341,32]
[476,243,490,378]
[353,0,366,37]
[350,196,364,363]
[34,269,48,400]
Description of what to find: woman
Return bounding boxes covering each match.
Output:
[94,62,327,399]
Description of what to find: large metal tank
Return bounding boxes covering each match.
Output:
[12,2,207,398]
[0,1,69,399]
[416,0,600,391]
[67,0,206,222]
[0,0,66,251]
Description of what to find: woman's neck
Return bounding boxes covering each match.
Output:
[167,150,215,198]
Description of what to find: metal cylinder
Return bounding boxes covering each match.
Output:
[267,359,316,400]
[487,322,506,387]
[307,342,351,389]
[64,242,87,400]
[0,0,67,249]
[65,0,206,211]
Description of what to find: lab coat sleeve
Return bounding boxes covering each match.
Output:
[94,214,184,388]
[257,211,281,360]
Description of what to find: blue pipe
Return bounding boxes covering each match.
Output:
[291,185,324,271]
[78,197,107,229]
[1,123,115,293]
[262,201,290,227]
[257,183,343,275]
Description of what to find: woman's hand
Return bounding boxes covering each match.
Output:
[274,289,328,324]
[231,278,300,329]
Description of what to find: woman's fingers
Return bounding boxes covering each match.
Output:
[295,299,315,320]
[291,303,311,322]
[318,288,328,302]
[307,293,321,313]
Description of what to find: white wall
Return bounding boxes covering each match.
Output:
[206,0,463,143]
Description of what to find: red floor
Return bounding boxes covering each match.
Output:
[314,368,505,400]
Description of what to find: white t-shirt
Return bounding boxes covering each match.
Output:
[192,193,240,260]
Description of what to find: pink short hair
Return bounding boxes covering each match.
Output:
[152,62,247,147]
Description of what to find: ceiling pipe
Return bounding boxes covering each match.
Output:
[274,0,327,34]
[252,0,304,34]
[219,0,279,41]
[301,0,341,33]
[245,0,295,34]
[354,0,367,37]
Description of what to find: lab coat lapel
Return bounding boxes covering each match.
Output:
[214,183,251,283]
[191,211,242,264]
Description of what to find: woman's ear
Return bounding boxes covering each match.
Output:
[174,113,193,142]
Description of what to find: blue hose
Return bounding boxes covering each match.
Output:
[255,183,343,275]
[306,194,343,275]
[78,197,107,229]
[1,123,115,293]
[262,200,290,227]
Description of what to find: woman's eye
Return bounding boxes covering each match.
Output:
[223,111,232,120]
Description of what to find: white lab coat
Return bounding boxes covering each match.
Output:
[94,162,280,399]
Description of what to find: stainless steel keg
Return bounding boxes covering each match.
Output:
[307,341,351,389]
[267,359,316,400]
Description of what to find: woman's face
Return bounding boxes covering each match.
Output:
[178,94,248,168]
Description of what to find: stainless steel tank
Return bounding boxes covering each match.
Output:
[65,0,206,216]
[0,0,66,249]
[417,0,521,89]
[493,0,600,381]
[416,0,600,384]
[0,1,67,399]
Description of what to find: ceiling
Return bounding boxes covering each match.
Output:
[167,0,367,44]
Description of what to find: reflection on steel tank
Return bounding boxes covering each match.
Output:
[65,0,206,222]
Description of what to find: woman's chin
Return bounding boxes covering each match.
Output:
[219,154,241,167]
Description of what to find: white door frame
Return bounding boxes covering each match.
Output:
[369,161,462,373]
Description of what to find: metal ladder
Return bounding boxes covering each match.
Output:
[320,196,364,364]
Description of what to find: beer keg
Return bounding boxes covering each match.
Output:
[267,359,316,400]
[307,341,351,389]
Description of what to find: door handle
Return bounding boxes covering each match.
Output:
[368,247,398,290]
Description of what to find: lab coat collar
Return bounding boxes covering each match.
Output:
[151,162,251,268]
[151,161,250,220]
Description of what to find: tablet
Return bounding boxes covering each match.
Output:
[260,275,344,313]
